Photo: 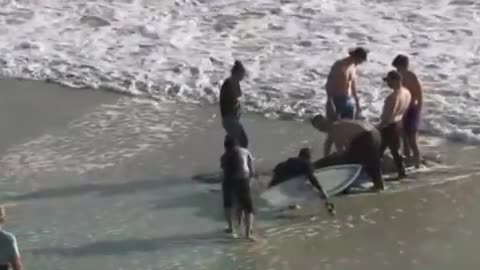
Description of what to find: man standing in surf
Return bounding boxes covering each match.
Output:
[378,70,411,179]
[392,54,423,168]
[219,60,248,148]
[323,47,368,156]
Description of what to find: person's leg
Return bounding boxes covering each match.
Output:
[222,116,248,148]
[402,132,411,158]
[407,130,421,168]
[347,130,384,190]
[365,162,384,191]
[388,123,406,178]
[222,180,236,236]
[237,178,256,241]
[237,120,249,148]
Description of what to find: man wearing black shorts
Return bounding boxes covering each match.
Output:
[220,135,255,240]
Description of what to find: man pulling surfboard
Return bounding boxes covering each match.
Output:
[269,148,335,215]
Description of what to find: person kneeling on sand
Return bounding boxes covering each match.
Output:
[310,115,385,191]
[268,148,332,209]
[0,206,24,270]
[220,135,256,240]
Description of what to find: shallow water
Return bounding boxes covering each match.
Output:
[1,0,480,142]
[1,91,479,269]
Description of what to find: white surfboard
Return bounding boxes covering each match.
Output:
[260,164,362,208]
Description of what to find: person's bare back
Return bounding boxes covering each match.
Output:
[400,70,422,107]
[324,47,368,121]
[325,58,355,97]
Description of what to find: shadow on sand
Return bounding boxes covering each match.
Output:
[14,177,184,201]
[30,230,232,257]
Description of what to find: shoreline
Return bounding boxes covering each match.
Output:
[1,79,480,270]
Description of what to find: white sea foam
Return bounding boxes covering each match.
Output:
[1,0,480,142]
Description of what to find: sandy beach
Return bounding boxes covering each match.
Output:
[1,80,480,270]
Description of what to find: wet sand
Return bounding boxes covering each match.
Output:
[1,80,480,269]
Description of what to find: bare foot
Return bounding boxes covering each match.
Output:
[246,234,257,242]
[370,186,384,193]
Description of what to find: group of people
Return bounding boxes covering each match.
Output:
[218,48,424,240]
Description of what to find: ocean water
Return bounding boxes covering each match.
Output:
[1,0,480,142]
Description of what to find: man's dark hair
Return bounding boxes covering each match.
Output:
[348,47,369,61]
[298,147,312,160]
[231,60,246,74]
[392,54,409,68]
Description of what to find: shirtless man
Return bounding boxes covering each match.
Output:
[378,70,412,179]
[220,61,248,148]
[325,47,368,122]
[323,47,368,155]
[311,115,384,191]
[392,54,423,168]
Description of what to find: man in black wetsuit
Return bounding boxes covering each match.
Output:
[219,60,248,148]
[269,148,329,199]
[311,114,384,191]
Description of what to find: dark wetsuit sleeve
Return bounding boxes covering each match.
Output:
[269,162,286,187]
[305,163,328,198]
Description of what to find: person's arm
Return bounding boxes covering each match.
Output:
[10,235,23,270]
[247,152,255,178]
[378,95,397,128]
[11,256,23,270]
[305,165,328,199]
[323,136,333,157]
[414,73,423,111]
[351,72,361,115]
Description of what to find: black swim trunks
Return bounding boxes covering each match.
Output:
[222,177,254,214]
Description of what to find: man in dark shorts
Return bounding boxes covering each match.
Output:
[392,54,423,168]
[269,148,330,202]
[377,70,411,179]
[219,61,248,148]
[220,135,255,240]
[311,115,384,191]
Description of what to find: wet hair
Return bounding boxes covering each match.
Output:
[224,135,237,149]
[392,54,409,68]
[311,114,333,131]
[348,47,369,61]
[383,70,402,82]
[231,60,246,75]
[298,148,312,160]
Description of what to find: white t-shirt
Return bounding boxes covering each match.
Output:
[221,146,254,179]
[0,229,20,265]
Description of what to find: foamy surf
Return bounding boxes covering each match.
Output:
[1,0,480,142]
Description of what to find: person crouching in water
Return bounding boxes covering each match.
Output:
[268,148,333,210]
[220,135,256,240]
[310,115,385,191]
